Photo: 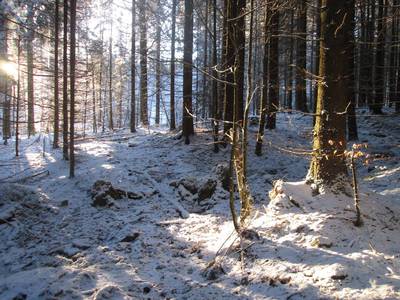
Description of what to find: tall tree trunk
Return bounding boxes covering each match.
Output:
[92,64,97,133]
[1,18,10,144]
[99,27,105,132]
[255,7,269,156]
[235,0,246,122]
[347,0,358,141]
[202,0,209,119]
[223,0,237,135]
[130,0,136,132]
[389,0,398,107]
[170,0,177,130]
[267,8,279,130]
[155,0,162,126]
[313,0,321,121]
[372,0,385,114]
[295,0,308,112]
[62,0,69,160]
[182,0,194,143]
[358,1,367,107]
[212,0,219,153]
[139,0,149,126]
[368,0,376,108]
[108,21,114,130]
[308,0,350,187]
[16,37,21,157]
[27,4,35,137]
[220,0,228,138]
[69,0,76,178]
[53,0,60,148]
[287,8,294,110]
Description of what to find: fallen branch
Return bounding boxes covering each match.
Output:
[9,170,50,183]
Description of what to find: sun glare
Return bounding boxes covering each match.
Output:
[0,60,18,80]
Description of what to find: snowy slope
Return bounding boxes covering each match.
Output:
[0,112,399,299]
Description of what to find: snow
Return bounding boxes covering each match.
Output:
[0,112,399,299]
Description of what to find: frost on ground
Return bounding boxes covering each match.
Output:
[0,113,399,299]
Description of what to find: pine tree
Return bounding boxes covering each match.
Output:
[307,0,351,187]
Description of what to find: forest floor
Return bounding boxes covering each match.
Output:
[0,112,399,300]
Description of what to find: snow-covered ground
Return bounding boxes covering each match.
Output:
[0,112,399,299]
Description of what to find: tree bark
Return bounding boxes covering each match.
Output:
[108,21,114,130]
[212,0,219,153]
[267,8,279,130]
[69,0,76,178]
[223,0,236,135]
[27,3,35,137]
[371,0,385,114]
[53,0,60,148]
[139,0,149,126]
[182,0,194,143]
[170,0,177,130]
[130,0,136,132]
[308,0,350,187]
[63,0,69,160]
[295,0,308,112]
[155,0,162,126]
[255,8,269,156]
[347,0,358,141]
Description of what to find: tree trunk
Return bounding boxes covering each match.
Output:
[1,18,10,144]
[235,0,246,122]
[62,0,69,160]
[182,0,194,143]
[69,0,76,178]
[287,8,294,110]
[255,7,269,156]
[313,0,321,122]
[307,0,350,187]
[212,0,219,153]
[27,4,35,137]
[201,0,209,119]
[130,0,136,132]
[267,9,279,130]
[155,0,162,126]
[16,38,21,157]
[371,0,385,114]
[295,0,308,112]
[92,63,97,133]
[347,0,358,141]
[389,0,398,108]
[139,0,149,126]
[223,0,237,135]
[108,21,114,130]
[53,0,60,148]
[170,0,177,130]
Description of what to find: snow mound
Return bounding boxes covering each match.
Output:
[248,180,400,299]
